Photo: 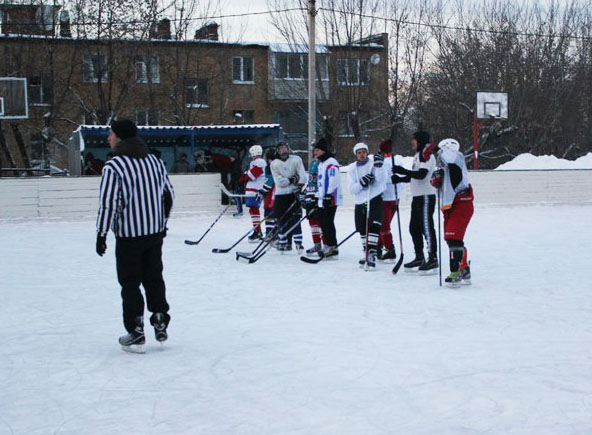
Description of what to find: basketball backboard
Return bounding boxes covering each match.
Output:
[0,78,29,119]
[476,91,508,120]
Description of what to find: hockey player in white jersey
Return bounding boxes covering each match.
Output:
[426,138,474,287]
[238,145,267,242]
[347,142,387,269]
[270,142,307,252]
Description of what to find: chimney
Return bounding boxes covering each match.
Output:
[59,10,71,37]
[194,22,218,41]
[150,18,171,40]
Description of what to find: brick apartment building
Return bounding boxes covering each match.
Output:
[0,3,389,173]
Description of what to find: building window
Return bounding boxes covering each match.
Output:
[136,108,160,126]
[337,58,369,86]
[232,56,254,84]
[29,76,52,106]
[135,55,160,83]
[184,79,208,108]
[275,54,307,80]
[83,54,109,83]
[233,110,254,124]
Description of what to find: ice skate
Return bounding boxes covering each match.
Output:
[119,316,145,354]
[152,312,168,342]
[295,243,304,254]
[379,248,397,263]
[247,230,263,243]
[444,271,462,288]
[418,256,438,275]
[460,265,471,285]
[320,245,338,259]
[404,255,424,273]
[306,243,322,255]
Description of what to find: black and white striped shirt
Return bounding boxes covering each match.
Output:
[97,153,174,238]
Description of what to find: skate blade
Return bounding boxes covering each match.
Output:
[121,344,145,354]
[445,282,462,288]
[404,267,419,273]
[418,269,438,276]
[461,279,472,285]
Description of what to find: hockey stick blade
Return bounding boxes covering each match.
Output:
[300,254,325,264]
[212,247,232,253]
[184,239,200,245]
[392,254,404,274]
[236,252,253,263]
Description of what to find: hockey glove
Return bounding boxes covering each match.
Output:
[96,234,107,256]
[422,143,437,162]
[391,165,410,176]
[288,174,300,185]
[238,174,248,185]
[373,152,384,168]
[430,168,444,189]
[255,191,265,203]
[322,194,334,208]
[360,173,375,188]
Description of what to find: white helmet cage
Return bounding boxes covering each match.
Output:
[249,145,263,157]
[437,138,460,152]
[352,142,369,155]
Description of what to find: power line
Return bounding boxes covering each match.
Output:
[317,7,592,42]
[1,5,591,42]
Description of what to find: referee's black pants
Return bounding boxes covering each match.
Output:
[116,233,170,333]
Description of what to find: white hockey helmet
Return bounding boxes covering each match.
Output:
[249,145,263,158]
[438,138,460,152]
[352,142,369,155]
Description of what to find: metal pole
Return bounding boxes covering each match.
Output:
[307,0,316,167]
[473,116,479,170]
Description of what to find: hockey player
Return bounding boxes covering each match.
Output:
[376,139,405,262]
[238,145,267,242]
[303,148,325,255]
[314,138,342,258]
[391,130,438,274]
[347,142,386,269]
[427,138,474,287]
[257,148,277,238]
[270,142,307,252]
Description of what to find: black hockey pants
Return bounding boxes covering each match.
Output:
[354,195,383,249]
[409,194,437,258]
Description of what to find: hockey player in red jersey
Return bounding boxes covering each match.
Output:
[426,138,474,287]
[238,145,267,242]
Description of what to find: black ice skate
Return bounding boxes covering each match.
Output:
[379,248,397,263]
[404,255,424,272]
[295,243,304,254]
[248,230,263,243]
[418,256,438,275]
[119,316,145,354]
[277,243,292,253]
[360,250,377,270]
[152,312,168,342]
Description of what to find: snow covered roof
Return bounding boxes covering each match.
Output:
[268,42,330,54]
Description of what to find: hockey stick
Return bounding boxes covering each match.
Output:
[300,230,357,264]
[236,209,313,264]
[234,191,302,259]
[212,211,276,253]
[392,155,404,275]
[184,204,231,245]
[437,188,442,287]
[220,183,248,198]
[363,182,372,272]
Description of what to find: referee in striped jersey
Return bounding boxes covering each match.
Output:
[96,119,174,353]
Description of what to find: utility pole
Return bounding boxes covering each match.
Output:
[307,0,316,167]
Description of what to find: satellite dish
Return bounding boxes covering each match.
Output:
[370,54,380,65]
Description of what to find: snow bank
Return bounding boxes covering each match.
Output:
[495,152,592,170]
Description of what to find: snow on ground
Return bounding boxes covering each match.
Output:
[495,152,592,170]
[1,204,592,435]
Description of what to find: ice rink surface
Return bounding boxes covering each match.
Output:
[1,204,591,434]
